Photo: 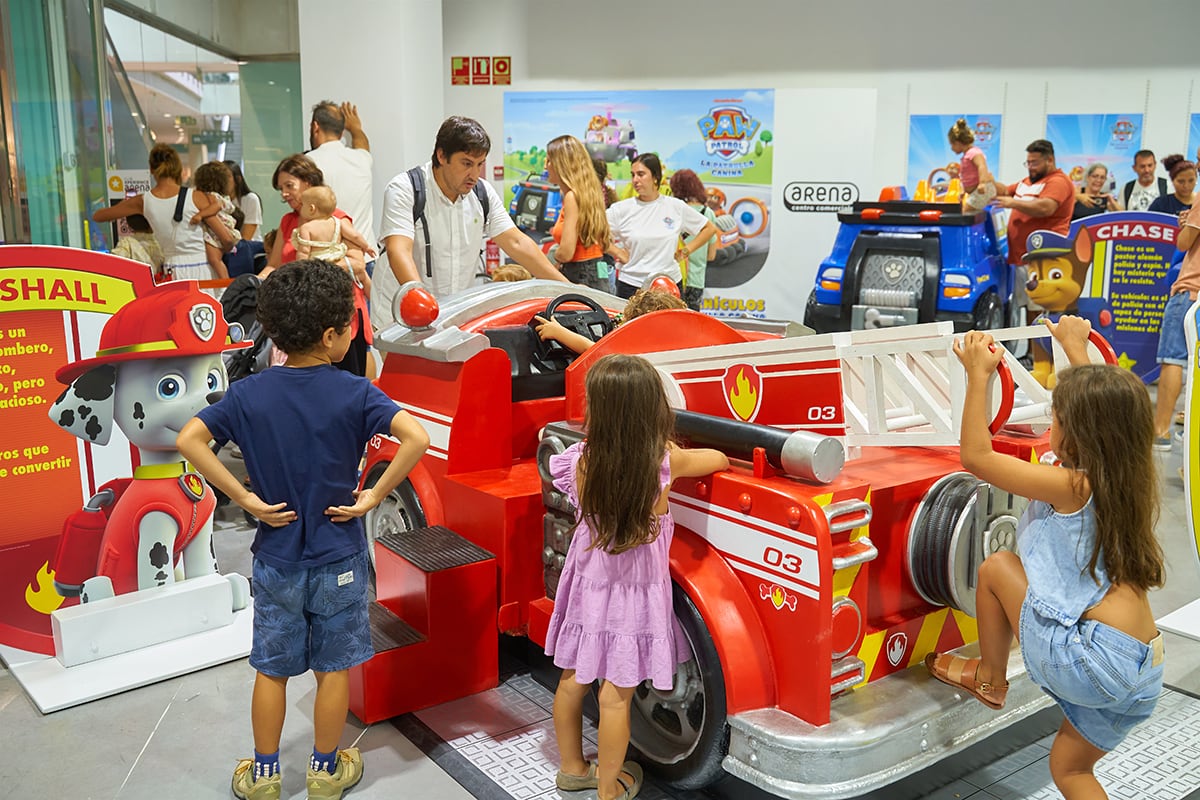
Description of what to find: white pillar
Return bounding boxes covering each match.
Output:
[297,0,445,242]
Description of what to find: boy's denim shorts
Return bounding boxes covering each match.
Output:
[250,550,374,677]
[1020,598,1164,751]
[1156,290,1193,367]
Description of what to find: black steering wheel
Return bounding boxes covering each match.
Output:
[528,293,615,372]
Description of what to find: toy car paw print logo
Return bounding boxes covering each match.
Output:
[885,632,908,667]
[189,304,216,341]
[108,175,124,193]
[1029,233,1043,250]
[882,259,905,283]
[759,582,797,612]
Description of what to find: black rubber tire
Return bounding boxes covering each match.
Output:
[803,289,819,329]
[628,584,729,790]
[361,469,427,578]
[972,291,1004,331]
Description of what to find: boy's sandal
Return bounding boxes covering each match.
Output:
[555,761,598,791]
[925,652,1008,710]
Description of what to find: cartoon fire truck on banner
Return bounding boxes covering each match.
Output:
[350,281,1115,798]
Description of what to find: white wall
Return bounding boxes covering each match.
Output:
[441,0,1199,318]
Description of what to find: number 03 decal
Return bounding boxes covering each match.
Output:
[763,546,803,574]
[807,405,836,421]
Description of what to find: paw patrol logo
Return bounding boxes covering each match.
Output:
[189,303,216,341]
[697,106,760,161]
[1029,233,1043,250]
[973,119,994,144]
[882,259,905,283]
[1111,119,1136,144]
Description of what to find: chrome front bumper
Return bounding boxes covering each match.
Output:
[723,644,1052,800]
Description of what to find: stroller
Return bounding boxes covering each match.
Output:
[220,273,271,383]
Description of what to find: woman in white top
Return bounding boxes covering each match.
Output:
[225,160,264,242]
[605,153,718,299]
[94,144,234,282]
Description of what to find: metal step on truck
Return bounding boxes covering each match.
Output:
[350,280,1114,799]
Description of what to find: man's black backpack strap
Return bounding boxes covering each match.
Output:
[406,167,432,278]
[173,187,188,223]
[408,165,491,279]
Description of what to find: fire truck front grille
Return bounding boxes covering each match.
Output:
[859,288,915,307]
[858,252,925,307]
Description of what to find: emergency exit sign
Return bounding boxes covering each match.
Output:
[450,56,511,86]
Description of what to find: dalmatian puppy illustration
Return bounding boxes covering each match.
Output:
[49,281,251,607]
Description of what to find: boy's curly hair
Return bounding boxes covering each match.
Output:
[623,288,686,321]
[257,260,354,355]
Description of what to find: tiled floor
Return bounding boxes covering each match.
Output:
[3,433,1200,799]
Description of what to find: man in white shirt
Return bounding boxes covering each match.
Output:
[1122,150,1169,211]
[307,100,377,273]
[375,116,566,324]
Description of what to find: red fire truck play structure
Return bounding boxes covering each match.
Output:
[349,281,1115,798]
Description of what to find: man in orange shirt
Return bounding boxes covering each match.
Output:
[994,140,1077,329]
[995,139,1076,265]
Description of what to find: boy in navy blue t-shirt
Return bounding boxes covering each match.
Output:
[178,260,429,800]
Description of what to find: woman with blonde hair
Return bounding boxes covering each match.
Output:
[546,135,614,292]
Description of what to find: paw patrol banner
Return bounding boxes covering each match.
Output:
[1046,114,1143,193]
[1069,210,1181,383]
[906,114,1003,196]
[0,246,154,654]
[503,89,774,302]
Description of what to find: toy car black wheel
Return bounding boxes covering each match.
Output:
[627,583,728,789]
[973,291,1004,331]
[804,290,819,329]
[361,470,427,578]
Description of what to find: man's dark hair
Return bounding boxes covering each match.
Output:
[1133,149,1156,162]
[257,260,354,355]
[311,101,345,137]
[1026,139,1055,158]
[432,116,491,167]
[631,152,663,185]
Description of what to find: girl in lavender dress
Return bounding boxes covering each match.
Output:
[545,354,728,800]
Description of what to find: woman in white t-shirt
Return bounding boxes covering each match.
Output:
[606,153,718,299]
[225,160,264,241]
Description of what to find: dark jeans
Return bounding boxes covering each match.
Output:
[561,258,612,293]
[334,308,369,376]
[683,285,704,312]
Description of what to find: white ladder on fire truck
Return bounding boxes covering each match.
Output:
[834,321,1062,449]
[648,321,1109,452]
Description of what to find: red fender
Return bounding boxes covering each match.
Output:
[360,445,445,528]
[669,525,776,715]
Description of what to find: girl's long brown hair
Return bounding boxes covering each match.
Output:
[578,355,674,554]
[547,135,611,252]
[1052,365,1164,589]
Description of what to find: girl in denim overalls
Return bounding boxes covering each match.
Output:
[928,316,1165,800]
